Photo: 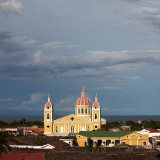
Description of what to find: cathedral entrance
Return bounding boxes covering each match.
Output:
[71,125,74,133]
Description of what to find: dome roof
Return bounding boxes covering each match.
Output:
[44,96,53,109]
[76,97,91,106]
[75,89,91,106]
[92,95,100,109]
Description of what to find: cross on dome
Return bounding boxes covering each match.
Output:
[81,87,86,97]
[95,93,98,102]
[48,94,50,102]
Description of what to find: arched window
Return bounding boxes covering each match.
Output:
[55,126,58,133]
[87,126,90,131]
[85,109,87,114]
[71,125,74,133]
[81,109,83,114]
[95,106,97,109]
[95,113,97,120]
[47,113,50,120]
[47,107,49,109]
[143,141,146,145]
[78,109,80,113]
[61,126,63,133]
[88,109,90,114]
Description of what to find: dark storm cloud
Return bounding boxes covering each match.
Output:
[1,45,160,79]
[0,32,36,53]
[0,32,160,79]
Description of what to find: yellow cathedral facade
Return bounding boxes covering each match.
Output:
[44,89,107,136]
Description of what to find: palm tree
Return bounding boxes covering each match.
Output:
[0,133,11,157]
[20,118,26,135]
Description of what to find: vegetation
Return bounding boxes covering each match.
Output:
[0,119,43,128]
[112,143,123,148]
[0,133,11,156]
[33,140,46,146]
[108,120,160,130]
[85,138,105,152]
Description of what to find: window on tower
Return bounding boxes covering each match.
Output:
[78,109,80,114]
[95,106,97,109]
[81,109,83,114]
[95,113,97,120]
[47,107,49,109]
[85,109,87,114]
[47,125,49,128]
[47,113,50,120]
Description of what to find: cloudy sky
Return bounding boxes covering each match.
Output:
[0,0,160,117]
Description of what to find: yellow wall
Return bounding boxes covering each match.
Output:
[44,111,52,121]
[44,109,53,134]
[77,132,149,147]
[52,114,101,136]
[92,110,100,122]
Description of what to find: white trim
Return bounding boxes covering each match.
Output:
[76,105,91,107]
[10,144,55,149]
[44,109,52,111]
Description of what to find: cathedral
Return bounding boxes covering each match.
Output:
[44,89,107,136]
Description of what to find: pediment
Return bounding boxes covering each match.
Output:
[54,114,90,122]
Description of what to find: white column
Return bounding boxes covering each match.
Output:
[130,141,131,145]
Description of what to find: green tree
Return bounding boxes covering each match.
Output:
[0,133,11,157]
[126,120,135,126]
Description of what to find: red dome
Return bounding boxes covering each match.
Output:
[76,97,91,106]
[92,101,100,109]
[45,101,53,109]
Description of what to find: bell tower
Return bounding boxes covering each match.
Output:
[92,94,101,130]
[44,95,54,135]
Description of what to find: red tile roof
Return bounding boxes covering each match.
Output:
[3,126,17,129]
[147,129,160,132]
[1,153,45,160]
[25,128,44,132]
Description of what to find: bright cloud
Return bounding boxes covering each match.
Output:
[42,41,77,48]
[55,96,76,112]
[18,93,46,111]
[0,0,23,15]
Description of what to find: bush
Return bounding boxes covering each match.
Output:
[33,140,46,146]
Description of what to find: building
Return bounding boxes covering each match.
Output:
[44,89,107,136]
[137,128,160,138]
[77,131,150,147]
[3,126,18,135]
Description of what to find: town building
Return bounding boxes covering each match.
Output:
[77,131,150,147]
[44,89,107,136]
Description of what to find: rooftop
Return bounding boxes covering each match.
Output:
[78,131,134,138]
